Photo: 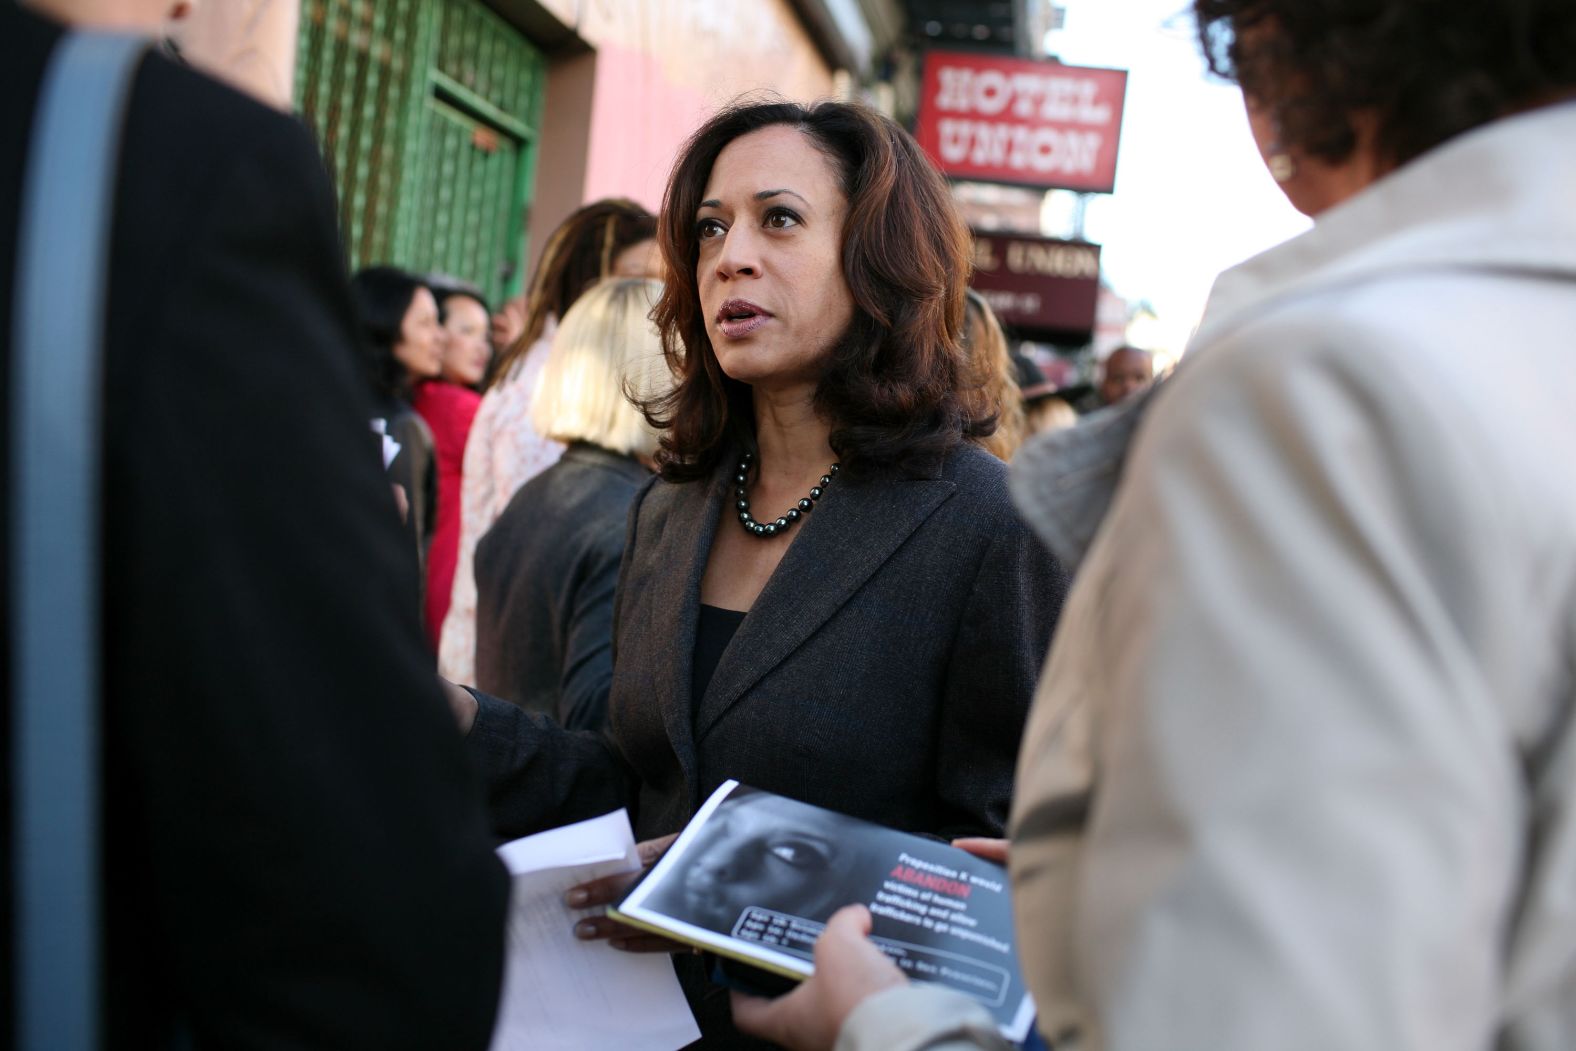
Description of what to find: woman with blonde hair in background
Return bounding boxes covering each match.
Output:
[471,277,671,731]
[439,198,658,684]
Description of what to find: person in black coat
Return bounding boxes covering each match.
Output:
[473,277,669,729]
[447,99,1070,1047]
[1,5,507,1046]
[350,265,444,582]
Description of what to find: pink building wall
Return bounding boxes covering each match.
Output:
[525,0,840,274]
[582,43,713,212]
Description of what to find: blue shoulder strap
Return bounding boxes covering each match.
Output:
[11,30,149,1051]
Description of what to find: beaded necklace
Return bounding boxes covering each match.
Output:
[732,451,840,538]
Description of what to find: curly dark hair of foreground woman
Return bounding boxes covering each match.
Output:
[1193,0,1576,169]
[642,98,985,482]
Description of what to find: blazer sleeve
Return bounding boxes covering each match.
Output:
[557,517,624,731]
[104,111,508,1048]
[836,985,1010,1051]
[935,513,1070,838]
[466,690,635,838]
[463,476,655,838]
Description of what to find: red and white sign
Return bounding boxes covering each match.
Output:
[916,52,1128,194]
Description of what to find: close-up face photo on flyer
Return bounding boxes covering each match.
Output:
[614,781,1035,1040]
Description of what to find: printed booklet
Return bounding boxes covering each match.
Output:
[609,780,1035,1041]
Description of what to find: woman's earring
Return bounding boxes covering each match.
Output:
[1266,117,1297,183]
[1267,150,1297,183]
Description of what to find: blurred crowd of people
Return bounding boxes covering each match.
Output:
[351,210,1143,694]
[3,0,1574,1049]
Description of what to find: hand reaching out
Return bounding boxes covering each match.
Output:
[730,905,907,1051]
[951,837,1009,864]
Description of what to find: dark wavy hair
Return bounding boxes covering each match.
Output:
[349,265,428,403]
[644,99,979,482]
[484,198,656,392]
[427,275,491,321]
[1194,0,1576,168]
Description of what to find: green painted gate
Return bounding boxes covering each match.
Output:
[294,0,546,304]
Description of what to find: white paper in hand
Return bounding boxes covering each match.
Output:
[488,810,700,1051]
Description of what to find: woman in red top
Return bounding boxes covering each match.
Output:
[415,281,492,649]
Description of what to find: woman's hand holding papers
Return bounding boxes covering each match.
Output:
[566,833,689,953]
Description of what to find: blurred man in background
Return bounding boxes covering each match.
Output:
[1096,345,1153,406]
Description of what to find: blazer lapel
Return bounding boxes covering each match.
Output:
[641,463,728,791]
[694,466,956,739]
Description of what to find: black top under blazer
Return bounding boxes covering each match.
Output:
[474,442,651,729]
[468,440,1069,842]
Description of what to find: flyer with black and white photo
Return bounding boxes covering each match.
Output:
[610,780,1034,1041]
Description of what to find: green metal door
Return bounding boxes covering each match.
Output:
[404,98,527,302]
[294,0,545,304]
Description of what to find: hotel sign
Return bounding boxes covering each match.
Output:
[917,51,1128,193]
[970,232,1101,336]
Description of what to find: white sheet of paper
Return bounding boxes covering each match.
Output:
[487,810,701,1051]
[370,418,400,468]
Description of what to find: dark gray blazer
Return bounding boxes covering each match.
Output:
[467,441,1069,844]
[466,441,1068,1046]
[474,442,651,729]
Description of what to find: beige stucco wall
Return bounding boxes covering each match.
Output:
[580,0,838,203]
[560,0,835,106]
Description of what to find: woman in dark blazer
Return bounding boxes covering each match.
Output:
[451,99,1069,1046]
[472,277,669,730]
